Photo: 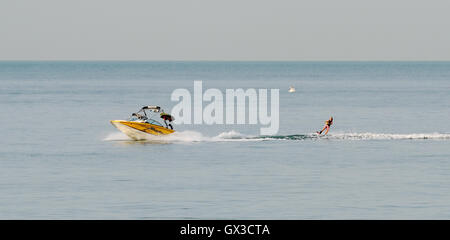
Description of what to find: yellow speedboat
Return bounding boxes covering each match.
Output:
[110,106,175,140]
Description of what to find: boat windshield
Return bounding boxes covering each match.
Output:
[128,107,166,127]
[128,116,139,121]
[128,115,147,122]
[146,119,163,127]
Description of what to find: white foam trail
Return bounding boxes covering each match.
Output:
[157,131,210,142]
[327,132,450,140]
[153,130,261,142]
[103,130,260,142]
[104,131,450,143]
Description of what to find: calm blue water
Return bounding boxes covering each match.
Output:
[1,61,449,219]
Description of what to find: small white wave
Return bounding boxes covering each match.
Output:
[213,130,253,139]
[103,132,131,141]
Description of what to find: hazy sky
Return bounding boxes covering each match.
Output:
[1,0,450,60]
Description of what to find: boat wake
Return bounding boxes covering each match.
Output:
[103,131,450,143]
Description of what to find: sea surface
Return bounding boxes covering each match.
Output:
[1,61,449,219]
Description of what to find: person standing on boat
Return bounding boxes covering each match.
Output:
[160,112,174,130]
[317,117,333,135]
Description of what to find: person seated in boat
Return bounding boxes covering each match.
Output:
[317,116,333,135]
[160,112,174,129]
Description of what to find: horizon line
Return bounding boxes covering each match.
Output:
[1,59,450,62]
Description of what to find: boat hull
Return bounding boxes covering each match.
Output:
[110,120,175,140]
